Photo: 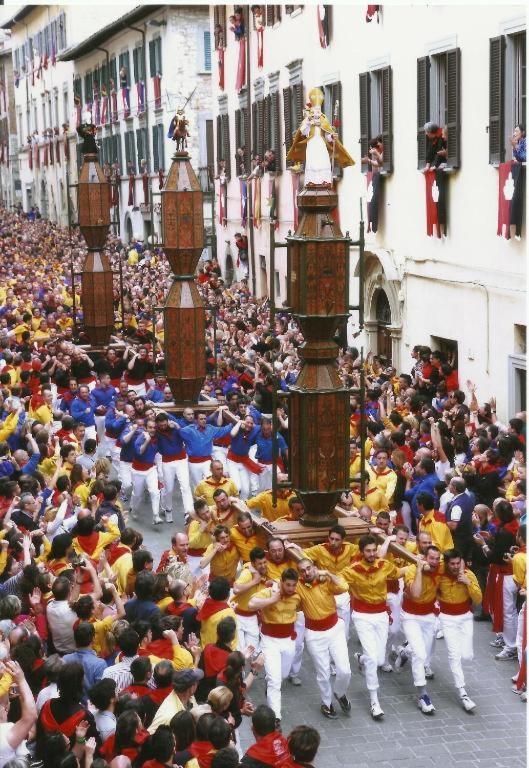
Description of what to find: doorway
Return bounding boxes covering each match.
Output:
[374,288,392,363]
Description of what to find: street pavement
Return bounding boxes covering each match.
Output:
[129,500,526,768]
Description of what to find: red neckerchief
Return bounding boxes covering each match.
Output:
[245,731,291,766]
[190,741,215,766]
[203,643,231,677]
[374,468,391,476]
[106,543,131,566]
[122,683,150,696]
[147,684,173,705]
[39,700,85,737]
[197,598,230,622]
[144,638,174,660]
[351,559,385,575]
[504,519,520,536]
[76,531,100,556]
[166,600,193,617]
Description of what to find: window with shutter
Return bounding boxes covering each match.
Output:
[257,99,265,158]
[203,31,212,72]
[214,6,227,49]
[152,125,159,171]
[109,58,117,88]
[58,12,66,50]
[359,72,371,172]
[293,82,304,130]
[251,102,257,159]
[222,113,231,179]
[446,48,461,169]
[283,87,293,164]
[416,56,430,169]
[380,66,393,173]
[266,5,282,25]
[119,52,130,80]
[216,114,222,167]
[243,106,251,173]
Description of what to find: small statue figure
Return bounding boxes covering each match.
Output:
[287,87,354,185]
[77,115,98,155]
[167,109,190,152]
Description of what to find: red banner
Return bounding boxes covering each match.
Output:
[128,174,135,206]
[497,161,524,240]
[55,137,60,165]
[236,38,246,92]
[256,27,264,68]
[158,169,164,190]
[291,172,300,229]
[424,169,446,238]
[218,180,225,225]
[153,76,162,109]
[217,47,225,91]
[142,173,149,205]
[111,181,119,207]
[318,5,329,48]
[366,4,380,22]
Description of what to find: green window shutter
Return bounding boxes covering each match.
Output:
[416,56,430,169]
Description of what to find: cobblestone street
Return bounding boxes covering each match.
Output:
[132,509,526,768]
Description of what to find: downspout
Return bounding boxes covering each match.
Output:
[244,6,256,295]
[128,24,151,232]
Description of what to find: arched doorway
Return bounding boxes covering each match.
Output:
[374,288,392,363]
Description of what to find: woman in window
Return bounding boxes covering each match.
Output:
[511,124,526,163]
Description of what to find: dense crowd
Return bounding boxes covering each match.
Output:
[0,206,525,768]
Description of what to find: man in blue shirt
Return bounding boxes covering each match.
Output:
[404,457,439,523]
[92,373,117,458]
[63,622,107,702]
[155,412,193,524]
[254,416,288,492]
[70,385,97,444]
[178,409,233,491]
[130,418,162,525]
[227,415,261,499]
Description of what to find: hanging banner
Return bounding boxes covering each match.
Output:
[55,134,60,166]
[153,75,162,109]
[49,137,54,165]
[268,177,279,230]
[253,177,261,229]
[128,173,135,206]
[111,87,118,122]
[256,27,264,68]
[122,87,130,118]
[142,173,149,204]
[158,169,165,190]
[236,38,246,92]
[63,129,70,162]
[424,169,447,238]
[218,179,225,225]
[240,178,248,227]
[136,81,145,114]
[34,143,40,170]
[317,5,329,48]
[497,161,524,240]
[291,171,300,229]
[28,143,33,170]
[111,180,119,207]
[366,170,382,233]
[366,5,380,22]
[93,96,100,126]
[43,141,49,167]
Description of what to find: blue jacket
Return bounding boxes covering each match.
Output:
[404,472,439,519]
[179,423,233,458]
[92,385,117,409]
[71,395,96,427]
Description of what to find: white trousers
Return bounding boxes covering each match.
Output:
[516,602,526,666]
[131,466,160,520]
[305,619,351,707]
[108,439,121,473]
[401,611,436,688]
[352,610,389,691]
[126,382,146,397]
[502,575,519,649]
[439,611,474,690]
[161,459,194,515]
[227,459,259,500]
[236,613,260,653]
[385,589,403,662]
[82,425,97,447]
[188,460,211,491]
[258,464,273,492]
[261,634,296,720]
[94,414,107,456]
[119,461,133,500]
[335,591,351,639]
[289,611,305,676]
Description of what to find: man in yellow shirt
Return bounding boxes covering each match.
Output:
[417,493,454,552]
[232,546,270,651]
[343,534,402,720]
[194,460,238,506]
[368,449,398,506]
[196,576,237,649]
[199,525,240,585]
[148,667,204,733]
[229,511,267,564]
[437,548,482,712]
[350,478,390,514]
[249,568,301,724]
[296,558,351,720]
[246,487,297,523]
[187,499,216,577]
[291,525,358,638]
[398,547,442,715]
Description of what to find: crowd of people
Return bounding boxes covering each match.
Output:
[0,206,525,768]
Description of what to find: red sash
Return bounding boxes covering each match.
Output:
[351,598,387,614]
[40,700,86,738]
[132,460,154,471]
[161,451,187,462]
[305,613,338,631]
[227,449,263,475]
[260,621,296,639]
[402,597,436,616]
[483,563,514,633]
[439,600,472,616]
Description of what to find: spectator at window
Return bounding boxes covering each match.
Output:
[423,121,447,170]
[362,135,384,170]
[511,124,526,163]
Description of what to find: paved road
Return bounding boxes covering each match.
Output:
[130,499,525,768]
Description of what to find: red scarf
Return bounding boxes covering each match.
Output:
[143,638,174,660]
[202,644,230,678]
[122,683,150,696]
[147,684,173,704]
[39,700,85,738]
[191,741,216,768]
[106,542,131,566]
[100,729,149,762]
[75,531,100,556]
[197,598,230,622]
[244,731,291,767]
[167,600,193,616]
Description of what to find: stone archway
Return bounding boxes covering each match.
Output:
[355,249,403,368]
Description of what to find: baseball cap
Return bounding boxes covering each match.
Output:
[173,668,204,692]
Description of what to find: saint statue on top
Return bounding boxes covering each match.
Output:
[286,87,354,185]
